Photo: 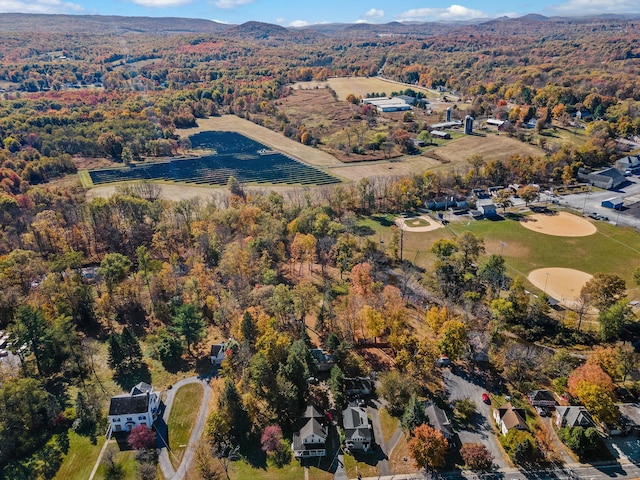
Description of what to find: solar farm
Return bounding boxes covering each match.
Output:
[86,131,339,187]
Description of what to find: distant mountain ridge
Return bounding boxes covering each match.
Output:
[0,12,639,37]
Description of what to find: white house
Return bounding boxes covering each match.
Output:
[292,406,328,458]
[493,403,528,436]
[343,405,372,452]
[210,342,226,366]
[108,382,161,433]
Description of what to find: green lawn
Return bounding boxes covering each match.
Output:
[379,408,400,443]
[93,442,139,480]
[167,383,204,469]
[343,453,378,478]
[54,431,105,480]
[229,459,333,480]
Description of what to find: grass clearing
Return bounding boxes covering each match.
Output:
[229,458,333,480]
[343,453,379,478]
[387,433,414,474]
[167,382,204,468]
[379,408,400,443]
[54,431,106,480]
[93,442,139,480]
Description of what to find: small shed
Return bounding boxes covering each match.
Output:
[602,197,623,210]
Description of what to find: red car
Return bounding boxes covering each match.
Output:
[482,393,490,404]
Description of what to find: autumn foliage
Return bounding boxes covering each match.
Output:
[407,424,448,471]
[567,363,614,398]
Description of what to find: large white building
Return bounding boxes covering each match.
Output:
[108,382,161,433]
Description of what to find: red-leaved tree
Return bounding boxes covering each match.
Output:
[460,443,494,471]
[261,425,283,453]
[128,425,156,450]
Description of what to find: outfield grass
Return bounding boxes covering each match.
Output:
[168,383,204,469]
[359,211,640,300]
[449,214,640,294]
[54,431,105,480]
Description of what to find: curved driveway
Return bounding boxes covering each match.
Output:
[158,376,212,480]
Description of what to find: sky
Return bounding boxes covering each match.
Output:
[0,0,638,26]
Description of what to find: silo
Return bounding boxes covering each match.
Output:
[465,115,474,134]
[446,107,452,122]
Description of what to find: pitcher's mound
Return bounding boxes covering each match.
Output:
[528,267,593,307]
[520,211,596,237]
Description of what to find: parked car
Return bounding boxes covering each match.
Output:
[482,393,490,404]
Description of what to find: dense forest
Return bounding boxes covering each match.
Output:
[0,12,639,479]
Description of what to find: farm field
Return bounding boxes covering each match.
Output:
[430,134,547,167]
[85,131,339,188]
[294,77,441,102]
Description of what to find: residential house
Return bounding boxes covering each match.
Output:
[108,382,161,433]
[493,403,528,436]
[343,405,372,452]
[555,406,596,429]
[292,405,328,458]
[344,377,372,397]
[424,403,454,442]
[528,390,557,408]
[311,349,335,373]
[210,342,226,366]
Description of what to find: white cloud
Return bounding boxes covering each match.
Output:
[397,4,485,21]
[289,19,309,27]
[550,0,639,14]
[211,0,253,8]
[131,0,191,6]
[0,0,83,13]
[364,8,384,18]
[275,17,284,24]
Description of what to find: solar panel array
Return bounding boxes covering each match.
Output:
[89,131,339,187]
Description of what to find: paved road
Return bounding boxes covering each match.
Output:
[442,368,508,469]
[368,398,405,476]
[157,376,212,480]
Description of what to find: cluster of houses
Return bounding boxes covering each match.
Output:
[292,376,374,458]
[492,389,635,440]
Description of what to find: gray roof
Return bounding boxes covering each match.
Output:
[108,394,150,416]
[529,390,556,404]
[303,405,324,419]
[131,382,153,396]
[425,404,453,438]
[616,156,640,168]
[300,418,327,441]
[293,418,327,451]
[343,406,368,430]
[556,406,596,428]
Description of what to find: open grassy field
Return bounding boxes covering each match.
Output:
[167,382,204,468]
[54,432,106,480]
[431,133,547,169]
[294,77,441,102]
